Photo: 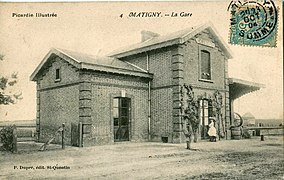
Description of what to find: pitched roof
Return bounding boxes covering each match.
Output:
[228,78,265,100]
[30,48,153,81]
[109,22,233,59]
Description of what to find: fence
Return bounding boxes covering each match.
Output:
[0,124,36,152]
[0,124,36,141]
[0,123,66,152]
[247,126,284,136]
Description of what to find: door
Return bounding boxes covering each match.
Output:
[113,97,130,142]
[199,99,213,139]
[71,123,79,147]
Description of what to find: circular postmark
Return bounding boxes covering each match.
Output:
[229,0,278,47]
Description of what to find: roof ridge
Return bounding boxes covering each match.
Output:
[31,48,153,81]
[180,24,206,39]
[55,48,153,74]
[109,22,233,59]
[56,48,106,59]
[54,48,81,63]
[108,26,198,56]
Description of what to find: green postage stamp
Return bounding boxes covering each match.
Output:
[229,0,278,47]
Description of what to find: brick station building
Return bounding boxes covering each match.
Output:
[30,23,263,146]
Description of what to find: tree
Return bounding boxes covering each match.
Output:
[0,54,22,105]
[181,84,200,150]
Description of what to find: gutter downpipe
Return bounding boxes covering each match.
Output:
[146,52,151,141]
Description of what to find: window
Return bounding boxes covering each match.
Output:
[200,50,211,80]
[55,68,60,81]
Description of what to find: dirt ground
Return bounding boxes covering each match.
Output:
[0,136,283,180]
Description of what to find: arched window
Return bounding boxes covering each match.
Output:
[200,50,211,80]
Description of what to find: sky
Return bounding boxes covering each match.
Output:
[0,1,283,121]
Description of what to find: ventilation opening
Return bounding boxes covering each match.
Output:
[161,136,168,143]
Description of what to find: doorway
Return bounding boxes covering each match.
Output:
[199,99,214,139]
[113,97,131,142]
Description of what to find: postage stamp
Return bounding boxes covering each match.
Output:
[229,0,278,47]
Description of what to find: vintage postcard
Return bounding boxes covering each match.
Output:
[0,1,283,179]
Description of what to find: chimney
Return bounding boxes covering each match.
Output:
[141,30,160,42]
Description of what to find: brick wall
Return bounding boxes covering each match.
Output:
[36,54,151,146]
[35,28,232,146]
[37,57,80,145]
[149,49,174,142]
[149,49,172,88]
[39,85,79,145]
[150,88,173,142]
[80,71,150,146]
[89,29,231,144]
[39,57,79,89]
[120,48,174,143]
[121,48,173,88]
[120,34,230,142]
[81,71,149,88]
[121,53,148,71]
[181,29,230,140]
[183,30,225,89]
